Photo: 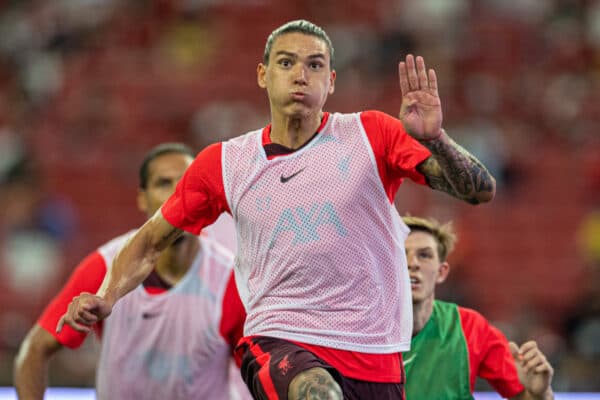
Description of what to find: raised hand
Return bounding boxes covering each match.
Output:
[56,292,113,333]
[509,341,554,398]
[399,54,443,140]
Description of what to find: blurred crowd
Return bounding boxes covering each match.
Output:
[0,0,598,392]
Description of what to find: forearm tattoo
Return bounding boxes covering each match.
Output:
[417,134,495,204]
[289,368,342,400]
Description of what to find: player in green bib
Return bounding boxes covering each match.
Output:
[402,216,554,400]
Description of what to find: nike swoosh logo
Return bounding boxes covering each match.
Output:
[142,312,161,320]
[280,168,305,183]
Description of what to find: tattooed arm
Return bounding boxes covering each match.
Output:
[397,54,495,204]
[417,130,496,204]
[57,211,183,333]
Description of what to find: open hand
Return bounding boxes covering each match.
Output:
[399,54,443,140]
[56,292,113,333]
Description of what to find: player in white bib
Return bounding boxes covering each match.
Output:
[15,143,250,400]
[58,21,496,400]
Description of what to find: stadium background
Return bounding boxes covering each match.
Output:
[0,0,598,395]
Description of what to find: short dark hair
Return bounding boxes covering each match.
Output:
[263,19,335,68]
[139,143,195,189]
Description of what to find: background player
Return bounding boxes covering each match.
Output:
[403,215,554,399]
[14,143,249,400]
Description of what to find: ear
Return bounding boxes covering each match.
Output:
[257,63,267,89]
[328,69,336,95]
[436,261,450,284]
[136,190,148,214]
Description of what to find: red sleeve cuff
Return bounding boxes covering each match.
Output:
[37,251,107,348]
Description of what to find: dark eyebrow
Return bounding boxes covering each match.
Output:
[307,53,326,60]
[151,176,173,184]
[274,51,297,59]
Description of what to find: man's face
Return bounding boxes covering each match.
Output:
[137,152,193,218]
[257,32,336,118]
[405,231,449,305]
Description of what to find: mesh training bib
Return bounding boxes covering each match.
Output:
[95,233,244,400]
[222,112,413,353]
[404,301,472,399]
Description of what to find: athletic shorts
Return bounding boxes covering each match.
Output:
[235,336,405,400]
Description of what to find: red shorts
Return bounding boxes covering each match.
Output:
[235,336,405,400]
